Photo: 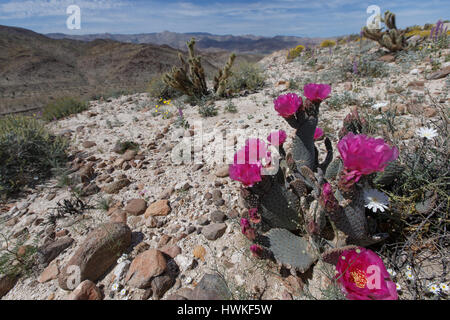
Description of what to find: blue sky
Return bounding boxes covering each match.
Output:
[0,0,448,37]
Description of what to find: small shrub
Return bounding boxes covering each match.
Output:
[228,62,266,93]
[0,115,67,198]
[286,45,305,61]
[0,237,38,278]
[224,100,238,113]
[42,97,88,121]
[320,39,336,48]
[198,104,218,118]
[405,29,431,38]
[326,92,359,110]
[342,55,390,78]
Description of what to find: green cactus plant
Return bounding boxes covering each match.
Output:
[214,53,236,97]
[373,161,405,187]
[232,84,399,278]
[361,10,407,52]
[265,228,317,272]
[163,38,236,99]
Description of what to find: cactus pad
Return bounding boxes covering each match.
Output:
[266,228,317,272]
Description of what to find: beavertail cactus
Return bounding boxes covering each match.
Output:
[265,228,317,272]
[230,83,400,276]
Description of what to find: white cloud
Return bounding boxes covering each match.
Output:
[0,0,127,19]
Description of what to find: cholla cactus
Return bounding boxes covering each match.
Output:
[163,38,236,98]
[230,83,400,271]
[361,10,407,52]
[214,52,236,97]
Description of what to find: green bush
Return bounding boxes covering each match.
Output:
[0,115,67,198]
[42,97,88,121]
[198,104,218,118]
[228,62,266,93]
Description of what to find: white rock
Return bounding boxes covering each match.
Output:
[174,254,195,272]
[410,69,419,75]
[235,274,245,286]
[113,261,131,282]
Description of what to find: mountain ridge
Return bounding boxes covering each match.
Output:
[45,30,327,54]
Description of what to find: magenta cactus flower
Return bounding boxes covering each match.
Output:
[240,218,250,234]
[321,183,335,209]
[267,130,287,146]
[248,208,261,224]
[240,218,256,240]
[336,248,398,300]
[250,244,264,258]
[303,83,331,102]
[229,139,271,187]
[314,127,324,140]
[274,93,302,118]
[337,133,399,183]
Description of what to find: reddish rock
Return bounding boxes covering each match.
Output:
[158,234,172,248]
[161,245,182,258]
[428,66,450,80]
[124,199,147,216]
[55,229,69,237]
[0,274,18,298]
[144,200,171,217]
[37,237,74,265]
[58,222,131,290]
[125,249,168,289]
[103,178,131,194]
[122,149,137,161]
[67,280,102,300]
[82,141,96,149]
[110,210,127,223]
[378,54,395,62]
[38,262,59,283]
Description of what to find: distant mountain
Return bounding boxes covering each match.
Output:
[0,25,261,115]
[46,30,325,54]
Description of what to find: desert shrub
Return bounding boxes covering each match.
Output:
[375,111,449,299]
[148,74,180,99]
[286,45,305,61]
[0,115,67,198]
[326,92,359,110]
[320,39,336,48]
[0,236,38,278]
[224,99,238,113]
[405,30,431,38]
[346,55,391,78]
[198,104,218,118]
[227,62,266,93]
[42,97,88,121]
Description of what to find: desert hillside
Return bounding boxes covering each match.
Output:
[0,25,261,115]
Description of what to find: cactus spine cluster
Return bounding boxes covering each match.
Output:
[362,11,407,52]
[163,38,236,98]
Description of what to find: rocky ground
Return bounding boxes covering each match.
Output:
[1,40,449,300]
